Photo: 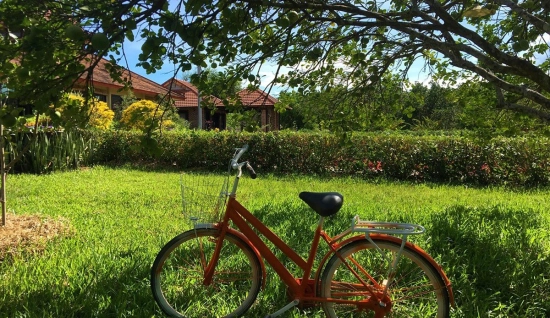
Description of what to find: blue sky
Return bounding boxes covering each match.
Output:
[118,38,431,97]
[119,37,181,87]
[117,21,549,97]
[115,1,443,95]
[118,38,295,96]
[115,2,443,96]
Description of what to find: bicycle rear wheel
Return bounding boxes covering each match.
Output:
[151,228,262,318]
[320,238,450,317]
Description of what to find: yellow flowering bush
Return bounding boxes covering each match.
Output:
[120,100,174,131]
[54,93,114,130]
[89,100,114,130]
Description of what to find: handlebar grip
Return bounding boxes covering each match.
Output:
[246,162,257,179]
[231,144,249,169]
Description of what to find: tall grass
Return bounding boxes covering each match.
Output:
[5,130,94,173]
[1,168,549,317]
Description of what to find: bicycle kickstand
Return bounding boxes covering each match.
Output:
[265,299,300,318]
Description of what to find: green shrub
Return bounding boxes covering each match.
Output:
[11,128,550,187]
[86,130,550,187]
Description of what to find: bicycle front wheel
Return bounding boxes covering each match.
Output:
[320,238,450,317]
[151,228,262,318]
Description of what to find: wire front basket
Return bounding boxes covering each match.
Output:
[180,173,229,225]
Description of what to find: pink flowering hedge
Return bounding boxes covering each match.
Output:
[88,130,550,187]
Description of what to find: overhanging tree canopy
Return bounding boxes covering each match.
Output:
[1,0,549,123]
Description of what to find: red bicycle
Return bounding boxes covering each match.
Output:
[151,145,454,317]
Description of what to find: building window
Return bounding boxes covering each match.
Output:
[178,109,189,120]
[94,94,107,102]
[111,95,123,109]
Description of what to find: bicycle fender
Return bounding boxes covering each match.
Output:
[225,227,268,290]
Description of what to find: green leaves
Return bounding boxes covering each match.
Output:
[182,63,193,71]
[140,134,162,156]
[178,22,203,47]
[305,47,323,61]
[1,0,549,134]
[125,30,134,42]
[512,40,530,53]
[275,16,290,28]
[0,114,17,127]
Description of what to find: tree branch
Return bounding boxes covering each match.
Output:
[496,87,550,121]
[493,0,550,34]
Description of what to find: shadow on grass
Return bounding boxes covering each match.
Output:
[249,201,550,317]
[6,202,547,317]
[428,205,550,317]
[0,252,159,317]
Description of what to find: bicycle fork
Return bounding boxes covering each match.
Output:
[330,241,393,315]
[194,226,227,286]
[329,234,409,315]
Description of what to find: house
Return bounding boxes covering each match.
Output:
[75,58,186,110]
[160,78,224,129]
[237,89,280,132]
[7,51,280,131]
[161,78,280,131]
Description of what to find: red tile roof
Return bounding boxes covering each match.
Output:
[78,58,185,102]
[238,89,278,106]
[161,79,277,109]
[161,78,221,107]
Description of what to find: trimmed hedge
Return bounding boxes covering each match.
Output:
[86,130,550,187]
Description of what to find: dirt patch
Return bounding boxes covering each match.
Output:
[0,214,73,262]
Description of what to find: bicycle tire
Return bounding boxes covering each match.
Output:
[320,238,450,317]
[151,228,262,318]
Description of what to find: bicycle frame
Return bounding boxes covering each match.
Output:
[202,196,403,315]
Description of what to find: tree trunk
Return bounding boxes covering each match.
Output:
[1,123,5,226]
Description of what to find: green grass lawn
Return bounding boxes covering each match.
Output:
[1,166,549,317]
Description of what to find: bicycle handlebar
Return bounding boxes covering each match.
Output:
[229,144,258,180]
[246,162,257,179]
[231,144,249,169]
